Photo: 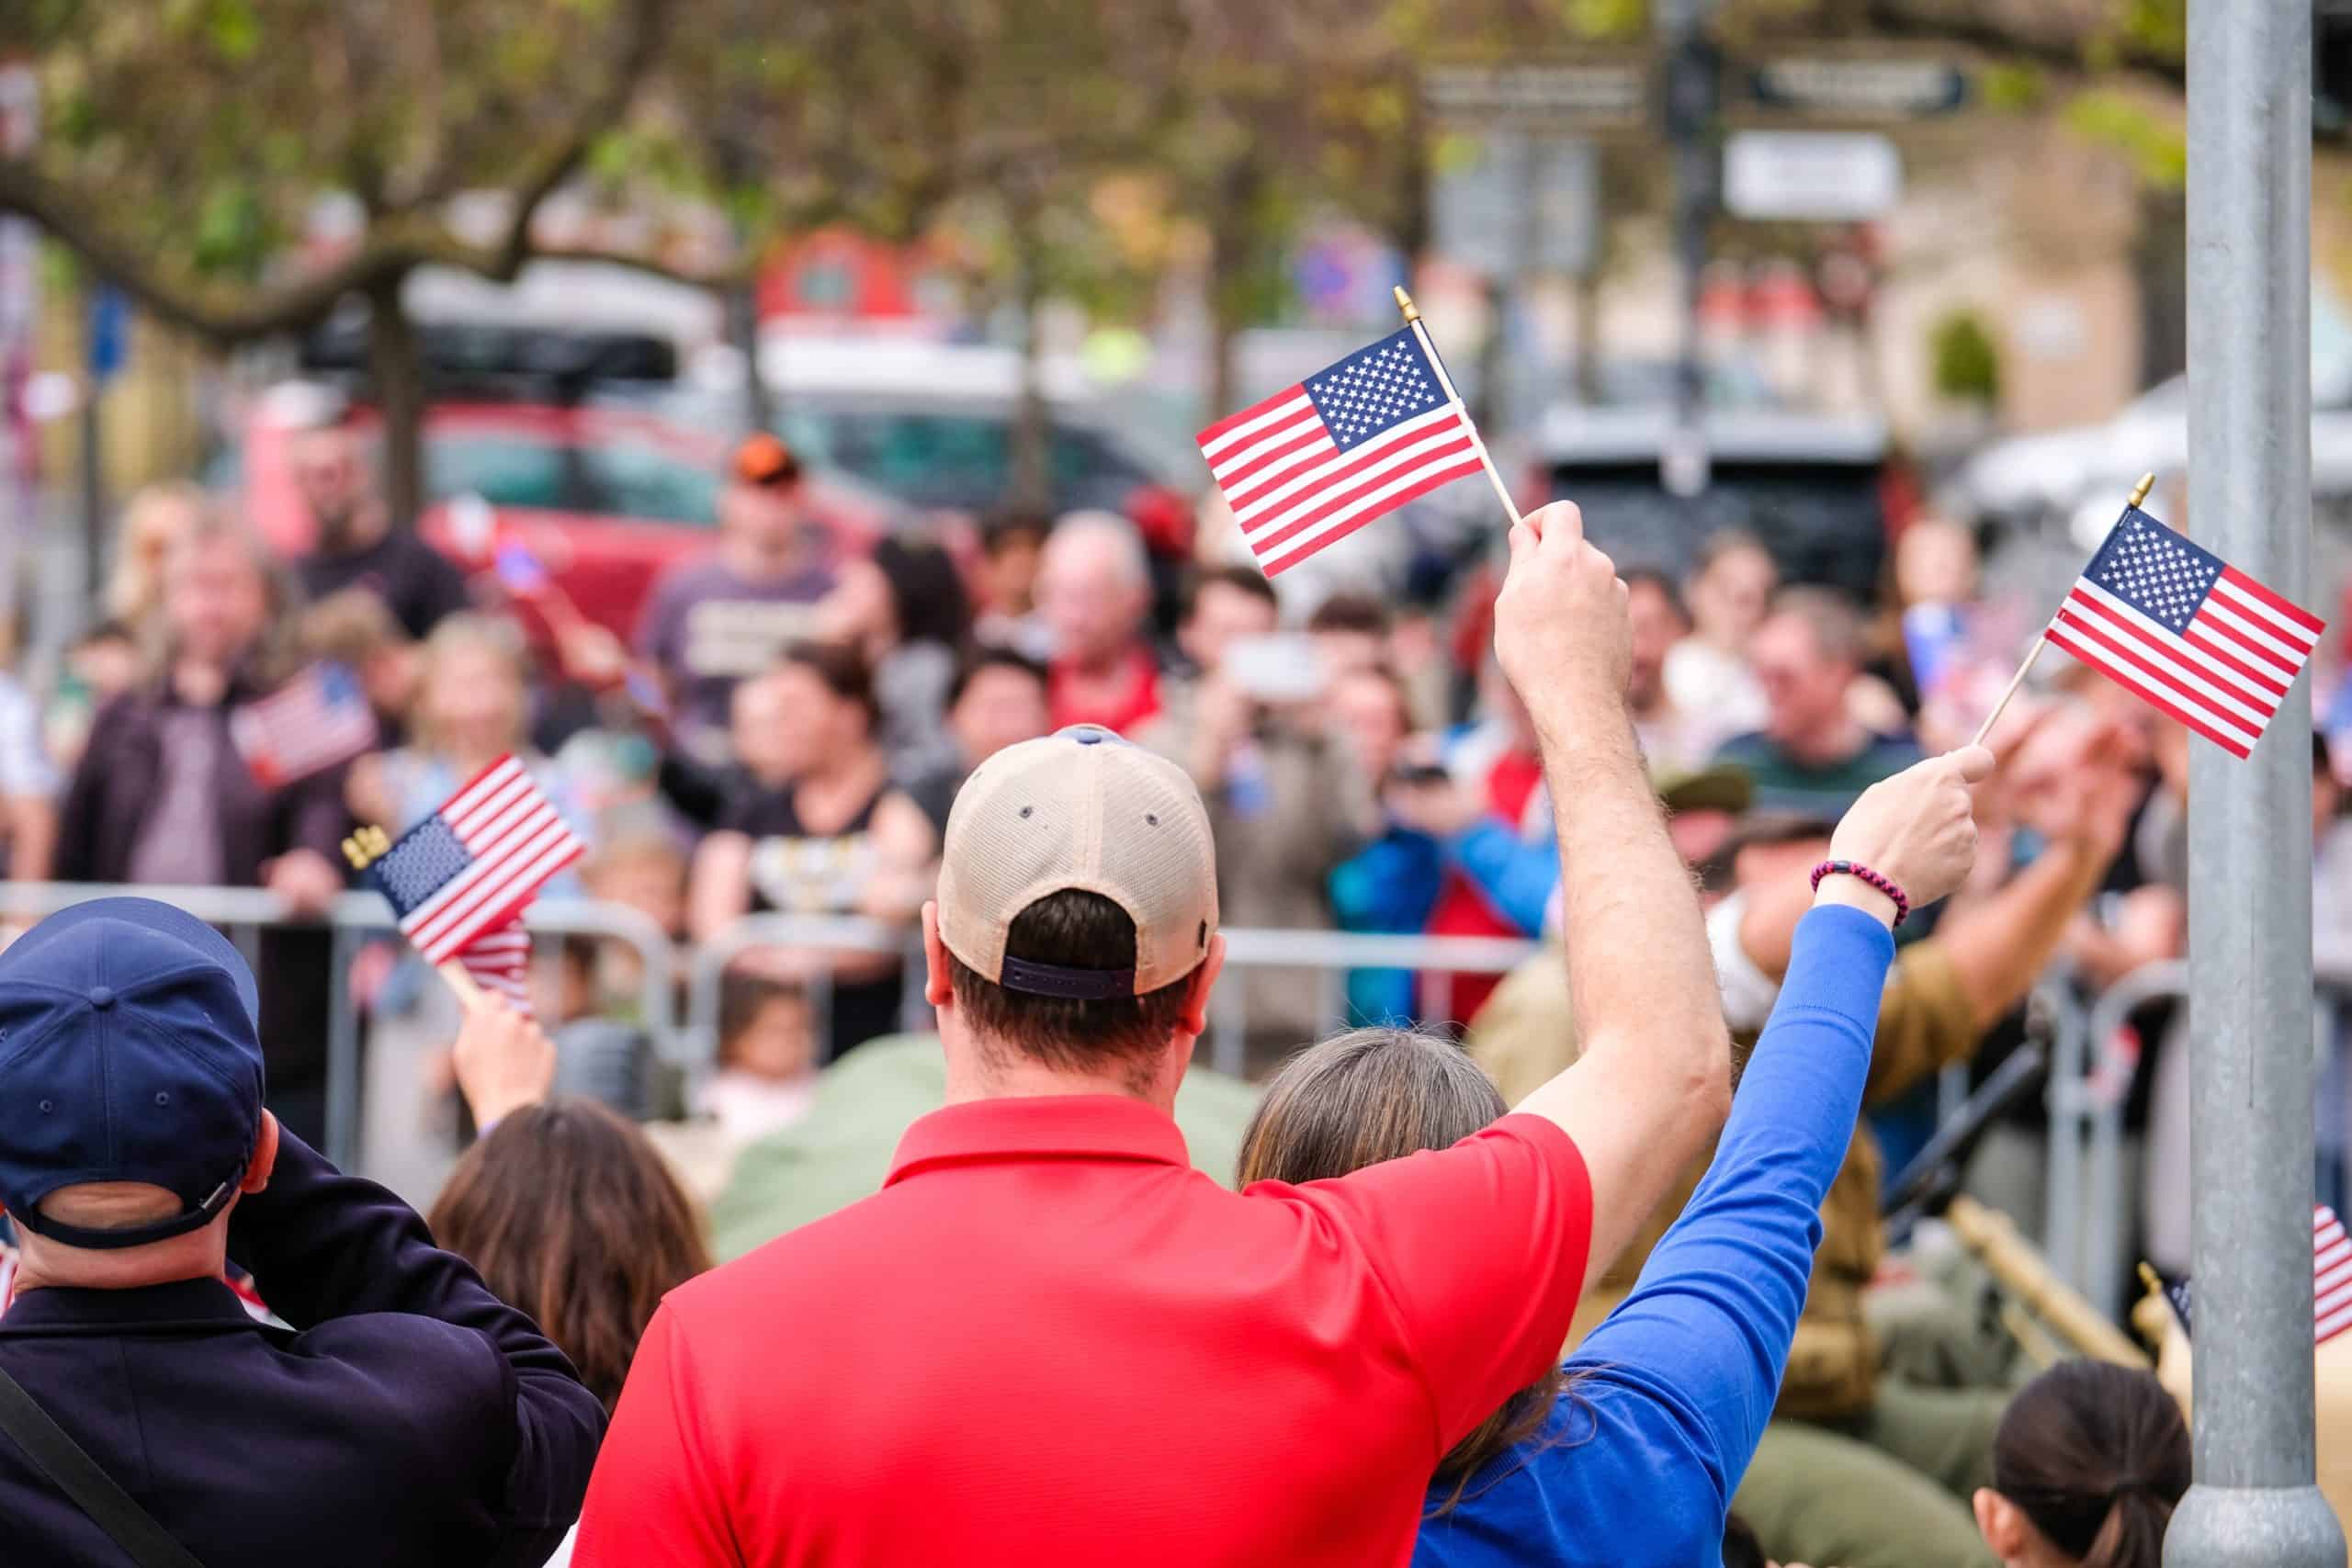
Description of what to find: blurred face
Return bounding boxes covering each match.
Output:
[1330,669,1410,781]
[731,670,798,784]
[288,426,370,544]
[71,637,143,702]
[1667,807,1736,869]
[1037,532,1148,667]
[729,993,816,1081]
[718,479,806,563]
[763,662,866,780]
[165,535,268,668]
[816,558,896,654]
[1626,580,1690,715]
[984,530,1045,615]
[1313,628,1385,680]
[1749,613,1853,751]
[1181,581,1277,676]
[588,846,687,938]
[424,642,526,763]
[1690,546,1777,649]
[951,664,1049,766]
[1895,520,1979,608]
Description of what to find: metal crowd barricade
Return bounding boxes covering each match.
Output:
[680,912,922,1073]
[0,884,678,1171]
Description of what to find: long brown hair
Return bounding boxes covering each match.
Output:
[1236,1027,1567,1514]
[1992,1361,2188,1568]
[428,1099,713,1411]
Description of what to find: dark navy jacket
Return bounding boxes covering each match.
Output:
[0,1132,605,1567]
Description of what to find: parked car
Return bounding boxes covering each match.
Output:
[232,391,909,640]
[1532,403,1901,604]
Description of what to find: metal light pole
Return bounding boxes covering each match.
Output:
[2167,4,2344,1564]
[1657,0,1716,497]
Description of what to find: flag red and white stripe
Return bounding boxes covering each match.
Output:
[457,925,534,1015]
[375,755,585,964]
[1197,326,1486,578]
[229,662,378,787]
[2044,504,2327,759]
[2317,1206,2352,1345]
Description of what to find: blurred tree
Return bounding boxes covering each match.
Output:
[1928,307,2000,407]
[0,0,665,524]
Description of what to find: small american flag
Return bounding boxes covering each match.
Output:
[2160,1204,2352,1345]
[1197,327,1485,578]
[457,924,534,1014]
[229,663,378,788]
[365,755,585,964]
[2046,504,2327,758]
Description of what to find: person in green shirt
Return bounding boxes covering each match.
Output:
[1712,586,1922,818]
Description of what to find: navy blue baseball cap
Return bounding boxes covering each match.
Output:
[0,897,266,1251]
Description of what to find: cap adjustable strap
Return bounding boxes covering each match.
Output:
[996,955,1136,1001]
[10,1166,244,1253]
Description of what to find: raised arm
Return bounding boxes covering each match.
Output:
[1498,502,1734,1280]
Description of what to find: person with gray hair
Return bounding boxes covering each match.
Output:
[1036,510,1166,735]
[1713,584,1922,817]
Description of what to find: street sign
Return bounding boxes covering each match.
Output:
[1746,57,1968,118]
[1422,62,1649,130]
[1722,130,1901,221]
[1430,133,1600,278]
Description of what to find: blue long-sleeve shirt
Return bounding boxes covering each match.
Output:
[1414,903,1895,1568]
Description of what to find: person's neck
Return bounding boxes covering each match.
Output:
[1781,717,1869,769]
[795,747,886,806]
[944,1047,1177,1115]
[322,505,388,556]
[720,537,795,581]
[10,1241,226,1294]
[171,658,232,707]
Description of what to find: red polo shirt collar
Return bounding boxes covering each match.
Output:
[886,1095,1191,1186]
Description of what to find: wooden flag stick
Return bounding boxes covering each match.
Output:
[437,960,487,1010]
[1396,286,1522,526]
[1967,470,2158,748]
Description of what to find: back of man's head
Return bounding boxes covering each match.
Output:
[931,727,1220,1093]
[0,898,272,1289]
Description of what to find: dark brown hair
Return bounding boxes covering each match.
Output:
[1306,592,1390,637]
[717,973,808,1069]
[1235,1028,1566,1515]
[1181,562,1278,624]
[1992,1361,2189,1568]
[945,889,1193,1082]
[778,637,880,730]
[429,1099,712,1412]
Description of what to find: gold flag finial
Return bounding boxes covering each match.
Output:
[340,824,390,872]
[1393,285,1420,325]
[2129,471,2156,510]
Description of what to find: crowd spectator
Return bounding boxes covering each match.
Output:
[287,413,472,641]
[972,507,1052,659]
[1973,1363,2188,1568]
[1238,742,1979,1567]
[816,535,973,778]
[1667,528,1775,737]
[904,646,1052,834]
[687,641,936,1062]
[1306,592,1394,678]
[1327,662,1444,1023]
[1148,566,1368,1054]
[43,619,141,773]
[104,479,204,634]
[1625,567,1718,773]
[1036,510,1163,734]
[299,587,422,744]
[0,900,603,1565]
[571,501,1739,1563]
[696,976,820,1145]
[0,627,58,885]
[636,434,834,765]
[1715,586,1924,817]
[56,508,350,1143]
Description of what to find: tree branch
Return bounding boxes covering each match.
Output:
[1860,0,2184,93]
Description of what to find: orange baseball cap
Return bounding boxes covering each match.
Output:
[732,433,802,487]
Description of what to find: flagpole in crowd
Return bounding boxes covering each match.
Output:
[2168,1,2343,1562]
[1966,471,2156,748]
[1393,286,1522,526]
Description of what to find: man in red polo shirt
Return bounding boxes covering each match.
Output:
[575,501,1736,1566]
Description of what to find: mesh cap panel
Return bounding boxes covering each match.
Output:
[937,727,1218,995]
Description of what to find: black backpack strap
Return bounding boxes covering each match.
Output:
[0,1362,206,1568]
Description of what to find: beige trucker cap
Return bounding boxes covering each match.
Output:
[936,725,1218,999]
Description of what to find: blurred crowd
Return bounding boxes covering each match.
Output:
[3,405,2350,1266]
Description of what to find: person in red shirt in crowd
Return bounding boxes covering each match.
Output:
[574,501,1737,1566]
[1036,509,1165,735]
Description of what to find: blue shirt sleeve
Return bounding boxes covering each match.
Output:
[1446,821,1560,936]
[1568,905,1893,1515]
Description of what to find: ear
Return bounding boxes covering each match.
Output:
[1973,1488,2021,1561]
[1177,933,1227,1041]
[922,902,954,1010]
[243,1111,280,1195]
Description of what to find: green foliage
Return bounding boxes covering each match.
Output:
[1979,62,2046,113]
[2064,89,2186,189]
[1928,309,2001,408]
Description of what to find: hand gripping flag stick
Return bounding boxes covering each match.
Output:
[1394,287,1522,527]
[1968,473,2155,748]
